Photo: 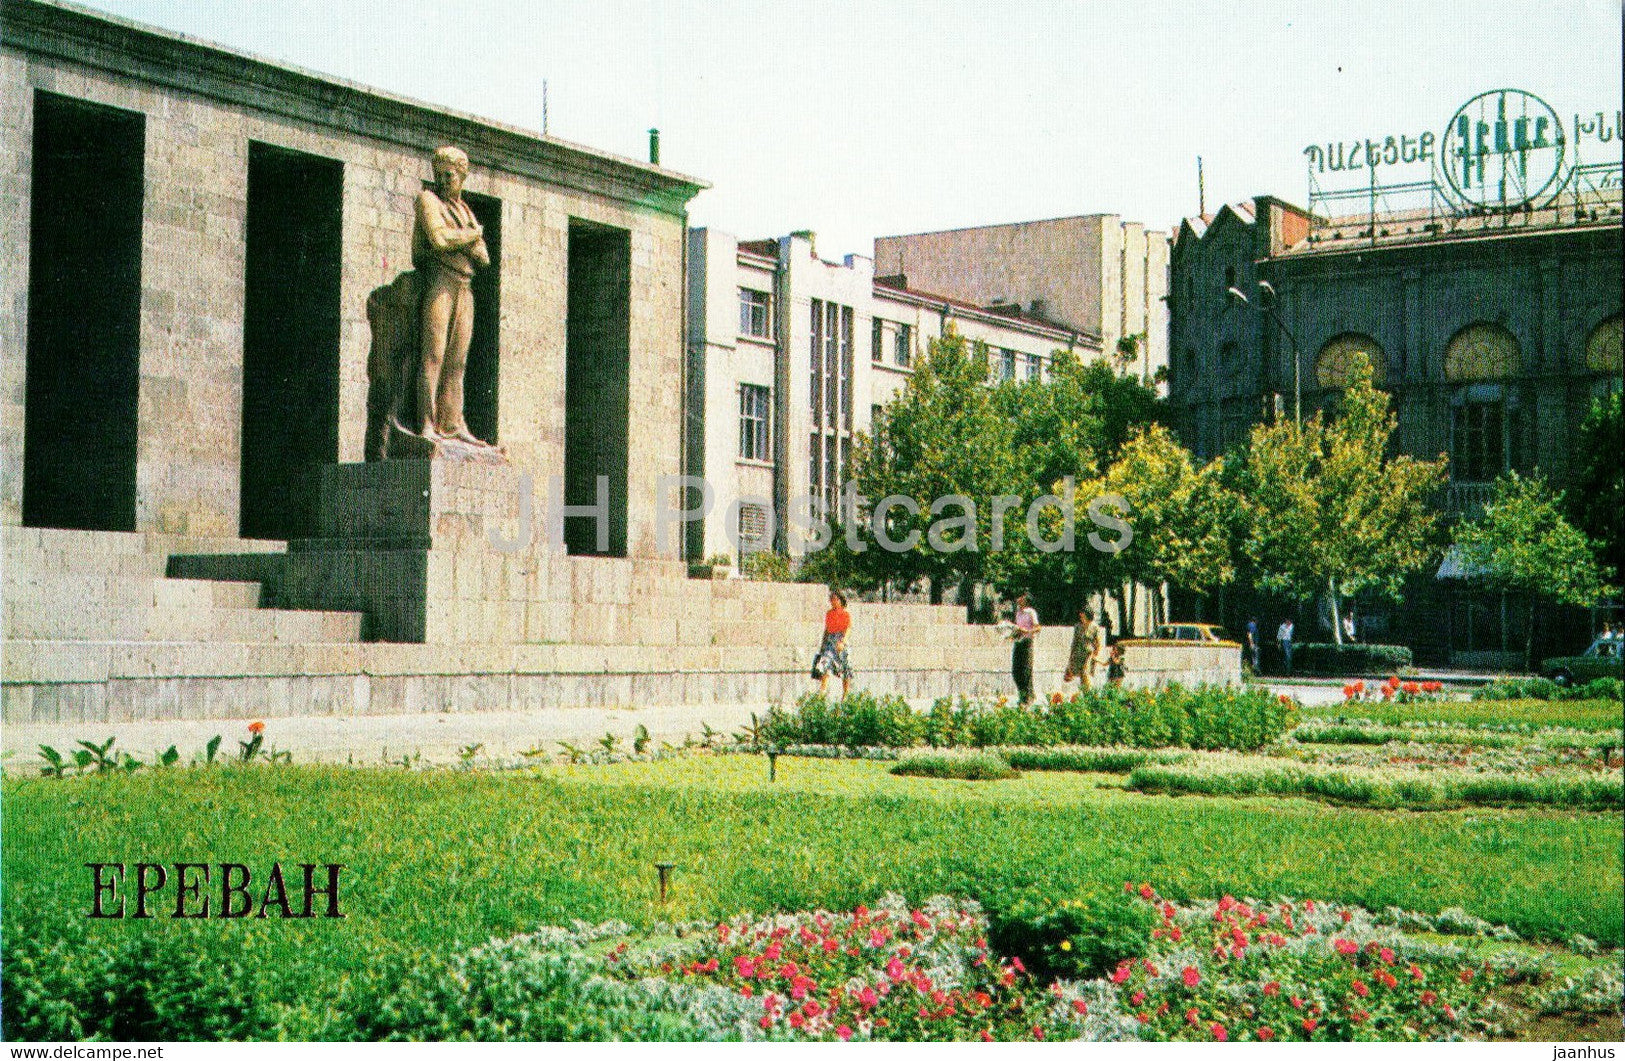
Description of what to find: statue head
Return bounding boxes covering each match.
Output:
[431,146,470,197]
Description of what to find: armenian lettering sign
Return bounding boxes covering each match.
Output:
[1304,88,1622,212]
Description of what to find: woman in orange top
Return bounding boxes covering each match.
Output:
[814,590,853,699]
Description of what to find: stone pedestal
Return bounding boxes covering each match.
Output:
[173,459,566,644]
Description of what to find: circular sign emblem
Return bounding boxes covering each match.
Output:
[1440,89,1566,210]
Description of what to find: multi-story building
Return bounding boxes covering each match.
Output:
[685,229,1102,563]
[873,215,1170,388]
[1168,192,1623,666]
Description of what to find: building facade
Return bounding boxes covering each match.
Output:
[3,0,1084,724]
[685,229,1102,563]
[874,215,1170,388]
[1169,192,1623,666]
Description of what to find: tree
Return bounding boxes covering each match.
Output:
[981,354,1163,622]
[1567,392,1623,579]
[1452,471,1614,670]
[1099,425,1238,628]
[845,329,1016,603]
[1237,353,1447,644]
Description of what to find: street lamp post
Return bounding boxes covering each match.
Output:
[1229,280,1303,425]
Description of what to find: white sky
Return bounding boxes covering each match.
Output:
[74,0,1625,261]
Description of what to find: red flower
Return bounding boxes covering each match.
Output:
[788,1012,805,1029]
[1257,1027,1275,1041]
[1379,947,1395,965]
[980,1030,994,1042]
[1352,980,1370,998]
[836,1025,852,1041]
[1409,965,1425,981]
[1263,981,1281,997]
[1211,1023,1228,1041]
[1351,1009,1369,1024]
[1032,1026,1045,1040]
[1377,970,1398,990]
[1334,938,1359,957]
[1185,1007,1200,1025]
[1341,910,1353,924]
[1182,966,1201,988]
[1139,883,1155,900]
[1130,991,1146,1006]
[1072,999,1088,1015]
[1459,968,1475,983]
[248,720,265,735]
[1302,1018,1319,1033]
[1111,963,1132,985]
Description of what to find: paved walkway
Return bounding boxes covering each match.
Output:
[0,681,1362,775]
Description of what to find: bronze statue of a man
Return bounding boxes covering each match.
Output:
[413,145,489,443]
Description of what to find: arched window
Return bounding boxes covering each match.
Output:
[1444,323,1519,381]
[1315,333,1385,388]
[1585,315,1622,374]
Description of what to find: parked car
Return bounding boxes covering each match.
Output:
[1154,623,1235,644]
[1541,635,1624,686]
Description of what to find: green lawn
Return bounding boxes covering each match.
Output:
[1302,697,1625,732]
[3,756,1621,1031]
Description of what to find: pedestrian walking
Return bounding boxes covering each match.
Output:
[1277,617,1295,676]
[812,589,853,699]
[1064,608,1105,690]
[1245,617,1261,673]
[1106,643,1126,688]
[1011,593,1040,705]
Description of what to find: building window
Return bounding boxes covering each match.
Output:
[998,347,1017,380]
[871,317,884,362]
[737,502,770,554]
[739,384,771,461]
[739,288,772,338]
[1451,395,1520,482]
[1025,352,1043,381]
[1316,333,1386,388]
[895,323,912,367]
[809,298,855,518]
[1444,322,1518,381]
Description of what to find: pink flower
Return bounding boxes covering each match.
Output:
[886,957,905,981]
[1257,1026,1275,1041]
[1409,965,1425,981]
[734,956,757,978]
[1182,966,1201,988]
[1210,1022,1228,1041]
[857,987,878,1011]
[1334,938,1359,957]
[1130,991,1146,1005]
[1110,963,1132,985]
[836,1024,852,1041]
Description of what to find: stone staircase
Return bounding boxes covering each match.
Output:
[2,526,367,718]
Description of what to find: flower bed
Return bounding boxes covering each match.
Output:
[352,890,1523,1041]
[1473,677,1623,703]
[764,687,1297,753]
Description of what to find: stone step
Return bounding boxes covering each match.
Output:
[2,572,262,611]
[3,600,361,643]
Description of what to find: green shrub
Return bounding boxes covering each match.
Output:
[1473,676,1624,702]
[1304,697,1623,732]
[889,750,1018,780]
[1000,746,1192,773]
[1128,760,1624,811]
[1,934,262,1042]
[769,686,1296,753]
[1293,642,1413,675]
[983,890,1157,981]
